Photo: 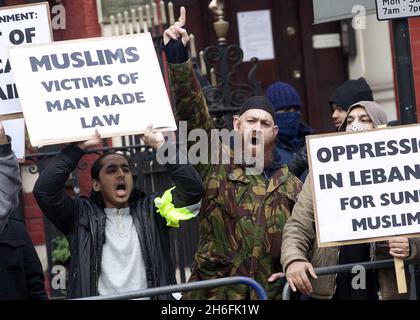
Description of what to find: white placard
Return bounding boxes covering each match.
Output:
[308,125,420,247]
[376,0,420,20]
[237,10,275,62]
[9,33,176,147]
[313,34,341,49]
[0,3,52,118]
[3,118,25,160]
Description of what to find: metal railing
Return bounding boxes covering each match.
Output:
[282,259,418,300]
[72,276,268,300]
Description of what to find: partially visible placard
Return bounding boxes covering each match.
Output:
[313,0,376,24]
[237,10,275,62]
[3,118,25,161]
[0,2,52,119]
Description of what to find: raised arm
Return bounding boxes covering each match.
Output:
[33,131,102,235]
[163,8,216,179]
[0,121,21,234]
[164,7,214,134]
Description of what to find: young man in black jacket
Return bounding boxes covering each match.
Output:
[33,126,203,299]
[0,121,47,300]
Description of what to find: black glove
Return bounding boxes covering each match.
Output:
[288,144,308,178]
[163,39,189,64]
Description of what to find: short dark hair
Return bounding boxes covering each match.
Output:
[90,152,130,180]
[89,152,143,208]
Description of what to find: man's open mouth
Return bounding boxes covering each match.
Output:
[250,131,261,146]
[116,183,127,197]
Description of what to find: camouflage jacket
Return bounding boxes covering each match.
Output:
[169,60,302,300]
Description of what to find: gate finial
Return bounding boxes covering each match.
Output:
[209,0,228,45]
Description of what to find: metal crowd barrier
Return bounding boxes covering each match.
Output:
[73,276,268,300]
[282,259,418,300]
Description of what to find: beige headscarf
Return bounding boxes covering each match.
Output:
[339,101,388,132]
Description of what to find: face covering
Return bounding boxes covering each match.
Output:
[275,112,300,139]
[348,121,370,131]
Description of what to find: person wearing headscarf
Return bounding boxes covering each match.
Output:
[277,101,420,300]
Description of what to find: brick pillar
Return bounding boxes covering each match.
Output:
[23,193,45,245]
[78,153,100,196]
[54,0,101,41]
[409,17,420,123]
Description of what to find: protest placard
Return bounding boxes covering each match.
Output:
[0,2,52,119]
[2,118,25,161]
[307,124,420,248]
[8,33,176,147]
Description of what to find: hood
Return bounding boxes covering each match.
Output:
[338,101,388,132]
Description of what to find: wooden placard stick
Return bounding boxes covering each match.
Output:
[394,257,407,294]
[0,112,24,121]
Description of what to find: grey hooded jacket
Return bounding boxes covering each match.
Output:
[0,137,21,234]
[338,100,388,131]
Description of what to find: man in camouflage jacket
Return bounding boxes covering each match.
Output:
[163,8,302,300]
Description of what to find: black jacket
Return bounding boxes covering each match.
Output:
[0,218,47,300]
[275,122,313,181]
[33,144,203,299]
[288,144,308,181]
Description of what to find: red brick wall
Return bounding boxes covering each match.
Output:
[409,17,420,123]
[53,0,101,41]
[4,0,101,39]
[23,193,45,245]
[77,153,102,196]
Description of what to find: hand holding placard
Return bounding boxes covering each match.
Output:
[389,236,410,294]
[142,124,165,150]
[77,129,102,151]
